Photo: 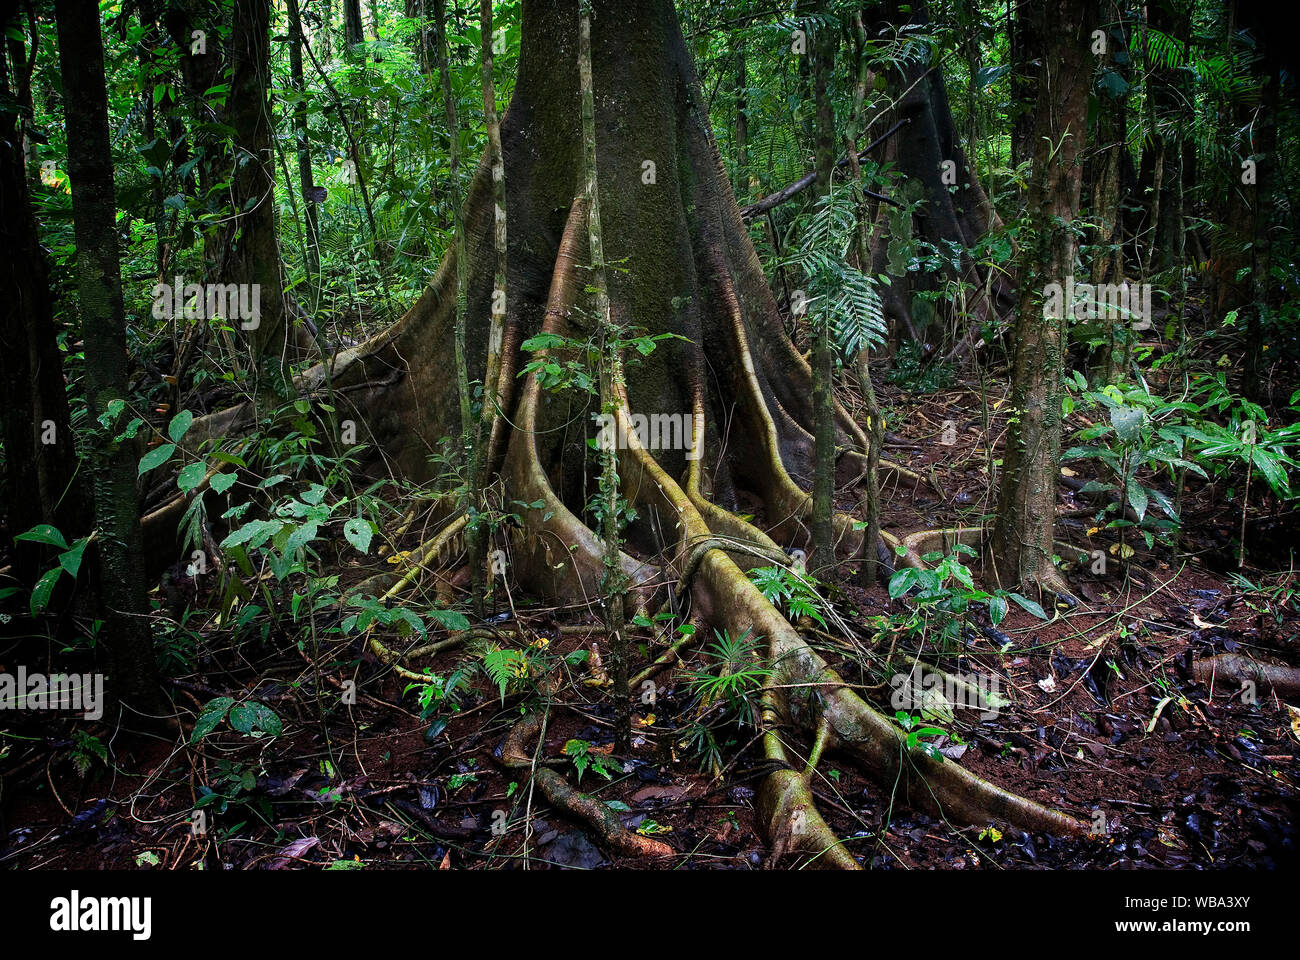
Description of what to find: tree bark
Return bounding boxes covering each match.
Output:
[0,22,88,587]
[55,0,162,718]
[992,0,1097,595]
[287,0,321,288]
[808,11,837,570]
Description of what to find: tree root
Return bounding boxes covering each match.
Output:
[1192,654,1300,698]
[757,687,860,869]
[361,516,468,682]
[589,394,1085,866]
[500,712,674,859]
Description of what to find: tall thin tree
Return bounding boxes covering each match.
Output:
[992,0,1098,596]
[55,0,162,719]
[580,0,630,752]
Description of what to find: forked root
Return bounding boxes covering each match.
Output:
[693,547,1087,840]
[756,687,861,869]
[599,394,1085,865]
[501,712,674,859]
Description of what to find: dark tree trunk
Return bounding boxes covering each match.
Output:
[1085,2,1137,382]
[1009,0,1038,175]
[344,0,365,53]
[55,0,161,718]
[0,24,88,586]
[287,0,321,286]
[1243,73,1278,401]
[992,0,1097,594]
[808,12,837,569]
[218,0,306,377]
[864,0,1008,349]
[1144,0,1189,276]
[734,42,748,202]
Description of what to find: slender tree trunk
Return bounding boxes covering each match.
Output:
[219,0,305,381]
[579,0,630,753]
[55,0,161,718]
[472,0,507,610]
[1243,73,1278,401]
[344,0,365,53]
[808,10,837,571]
[433,0,481,611]
[1087,1,1134,383]
[734,42,748,201]
[992,0,1097,596]
[846,11,883,588]
[287,0,321,288]
[1147,0,1189,275]
[1009,0,1038,179]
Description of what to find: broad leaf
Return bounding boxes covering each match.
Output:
[138,443,175,476]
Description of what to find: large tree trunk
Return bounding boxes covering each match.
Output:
[991,0,1097,595]
[55,0,162,719]
[163,0,1084,863]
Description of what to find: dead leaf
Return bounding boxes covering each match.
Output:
[267,836,319,869]
[631,783,687,804]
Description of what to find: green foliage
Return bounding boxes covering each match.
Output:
[783,187,886,363]
[748,564,827,627]
[14,524,90,617]
[886,547,1046,651]
[681,628,771,730]
[887,340,954,393]
[1062,377,1201,547]
[563,738,620,783]
[190,696,282,743]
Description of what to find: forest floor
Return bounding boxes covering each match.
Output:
[3,364,1299,870]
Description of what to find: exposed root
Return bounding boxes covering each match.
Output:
[757,688,860,869]
[1192,654,1300,698]
[712,257,863,561]
[591,387,1085,865]
[362,516,468,682]
[501,712,674,859]
[502,197,662,610]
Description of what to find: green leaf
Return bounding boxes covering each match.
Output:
[30,566,63,615]
[1126,479,1148,522]
[228,700,282,736]
[988,594,1008,626]
[888,567,919,599]
[1008,592,1048,620]
[210,472,237,494]
[58,538,88,579]
[191,697,234,743]
[343,518,373,554]
[138,443,176,476]
[1109,406,1144,445]
[98,398,126,429]
[177,462,207,493]
[285,520,319,555]
[15,523,69,549]
[428,609,471,632]
[168,410,194,443]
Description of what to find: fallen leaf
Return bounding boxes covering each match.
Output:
[268,836,319,869]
